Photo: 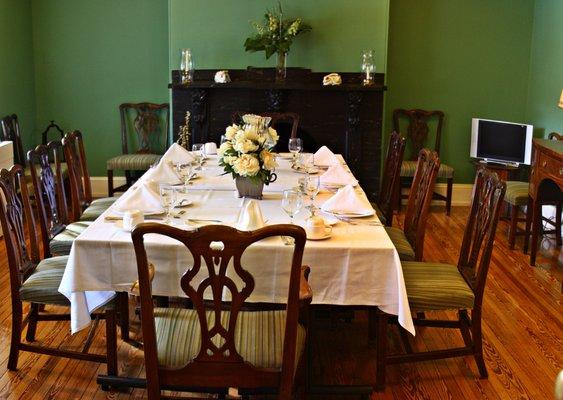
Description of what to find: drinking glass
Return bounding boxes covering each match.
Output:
[180,48,194,84]
[281,189,303,245]
[192,143,205,169]
[298,175,320,215]
[288,138,303,164]
[159,184,177,223]
[299,152,314,174]
[175,162,194,190]
[361,50,375,85]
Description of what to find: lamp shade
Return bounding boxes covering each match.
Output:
[559,90,563,109]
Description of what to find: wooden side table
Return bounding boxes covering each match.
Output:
[528,139,563,265]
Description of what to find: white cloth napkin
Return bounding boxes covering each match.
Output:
[163,143,194,165]
[320,164,358,186]
[113,182,164,215]
[314,145,339,166]
[236,200,265,231]
[321,185,374,215]
[142,145,189,184]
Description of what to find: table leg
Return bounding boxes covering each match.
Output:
[530,195,541,266]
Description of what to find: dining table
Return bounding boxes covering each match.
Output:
[58,143,415,392]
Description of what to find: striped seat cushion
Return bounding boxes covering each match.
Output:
[505,181,529,205]
[20,256,70,305]
[106,154,161,171]
[79,203,108,221]
[400,160,454,179]
[154,307,306,372]
[49,221,92,256]
[402,261,475,311]
[91,196,117,208]
[385,226,415,261]
[370,202,387,225]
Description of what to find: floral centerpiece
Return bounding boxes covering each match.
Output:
[218,114,279,198]
[244,2,312,81]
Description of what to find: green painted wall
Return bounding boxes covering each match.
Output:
[386,0,535,183]
[0,0,36,151]
[169,0,390,73]
[31,0,169,175]
[526,0,563,137]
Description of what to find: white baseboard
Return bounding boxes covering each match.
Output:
[91,176,474,206]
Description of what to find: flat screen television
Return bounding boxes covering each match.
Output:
[470,118,533,166]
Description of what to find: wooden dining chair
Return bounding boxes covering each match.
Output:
[0,165,117,375]
[393,109,454,215]
[106,103,170,196]
[63,130,117,222]
[232,111,300,152]
[28,141,91,258]
[0,114,26,166]
[372,131,406,226]
[385,149,441,261]
[373,168,506,390]
[125,223,312,399]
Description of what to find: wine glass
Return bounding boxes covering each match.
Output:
[159,184,177,223]
[192,143,205,170]
[288,138,303,165]
[299,175,320,215]
[361,50,375,85]
[299,152,314,174]
[175,162,194,190]
[281,189,303,245]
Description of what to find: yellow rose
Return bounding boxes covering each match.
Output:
[260,149,277,171]
[218,141,232,156]
[233,138,258,154]
[233,154,260,177]
[225,124,240,140]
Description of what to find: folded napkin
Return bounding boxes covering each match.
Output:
[321,185,374,215]
[113,182,164,215]
[236,200,265,231]
[142,145,189,184]
[162,143,194,165]
[314,145,339,166]
[320,164,358,186]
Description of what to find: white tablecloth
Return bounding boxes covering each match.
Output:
[59,146,415,335]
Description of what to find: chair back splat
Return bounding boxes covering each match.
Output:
[62,130,93,221]
[132,223,307,399]
[459,169,506,307]
[403,149,440,260]
[378,131,406,225]
[28,142,69,257]
[392,109,444,160]
[120,103,170,155]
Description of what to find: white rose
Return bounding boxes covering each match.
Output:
[260,149,277,171]
[218,141,232,156]
[223,155,237,165]
[233,154,260,177]
[225,124,240,140]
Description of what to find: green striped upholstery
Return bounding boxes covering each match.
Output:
[504,181,529,206]
[91,196,117,207]
[79,203,108,221]
[20,256,70,305]
[402,261,475,311]
[49,221,92,256]
[154,307,306,372]
[370,202,387,225]
[106,154,161,171]
[400,160,454,179]
[385,227,415,261]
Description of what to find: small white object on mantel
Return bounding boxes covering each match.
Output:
[214,70,231,83]
[323,73,342,86]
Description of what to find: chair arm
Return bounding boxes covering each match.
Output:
[299,265,313,305]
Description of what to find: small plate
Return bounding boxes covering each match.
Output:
[321,215,339,226]
[324,209,376,218]
[306,227,332,240]
[293,166,320,175]
[278,152,294,160]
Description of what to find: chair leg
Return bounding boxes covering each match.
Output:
[556,202,562,247]
[107,169,114,197]
[446,177,453,216]
[8,300,23,370]
[524,197,532,254]
[117,292,130,342]
[105,307,118,377]
[471,309,488,378]
[25,303,39,342]
[508,204,518,250]
[375,309,388,391]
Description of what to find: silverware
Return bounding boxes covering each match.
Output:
[105,215,164,222]
[186,218,223,223]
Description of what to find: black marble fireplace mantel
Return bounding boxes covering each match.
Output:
[169,68,386,200]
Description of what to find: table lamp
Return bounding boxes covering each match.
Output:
[559,89,563,108]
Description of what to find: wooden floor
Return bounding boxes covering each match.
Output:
[0,206,561,399]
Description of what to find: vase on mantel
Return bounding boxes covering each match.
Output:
[235,177,265,199]
[275,51,287,82]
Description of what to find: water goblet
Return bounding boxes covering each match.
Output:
[192,143,205,170]
[159,184,177,223]
[281,189,304,245]
[300,175,320,216]
[288,138,303,164]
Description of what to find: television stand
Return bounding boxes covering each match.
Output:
[480,159,520,168]
[471,158,525,182]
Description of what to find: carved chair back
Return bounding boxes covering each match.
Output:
[457,169,505,309]
[131,223,306,398]
[0,165,41,298]
[232,111,300,152]
[41,120,64,146]
[548,132,563,141]
[403,149,441,260]
[62,131,94,221]
[392,109,445,161]
[378,131,406,226]
[0,114,26,166]
[119,103,170,155]
[27,142,69,257]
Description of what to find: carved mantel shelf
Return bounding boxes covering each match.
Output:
[169,67,386,200]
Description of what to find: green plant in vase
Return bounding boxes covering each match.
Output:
[244,2,312,81]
